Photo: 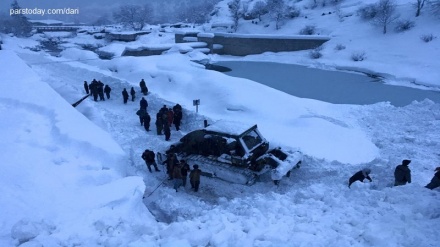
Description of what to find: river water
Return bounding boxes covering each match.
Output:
[214,61,440,107]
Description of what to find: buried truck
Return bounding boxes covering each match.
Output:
[160,121,302,185]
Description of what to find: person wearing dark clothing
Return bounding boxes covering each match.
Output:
[104,85,111,99]
[143,112,151,131]
[425,167,440,190]
[91,79,99,101]
[167,108,174,127]
[139,79,148,95]
[88,82,93,96]
[190,165,201,192]
[172,162,183,192]
[155,112,163,135]
[180,160,191,187]
[97,81,105,101]
[140,97,148,111]
[394,159,412,186]
[348,168,372,188]
[122,88,129,104]
[164,122,171,141]
[173,104,183,131]
[141,149,160,173]
[163,153,179,180]
[136,108,147,126]
[130,87,136,102]
[84,81,89,95]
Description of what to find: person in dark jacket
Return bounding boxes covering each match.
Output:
[155,112,163,135]
[97,81,105,101]
[143,112,151,131]
[136,108,147,126]
[348,168,372,188]
[163,153,179,180]
[141,149,160,173]
[180,160,191,187]
[190,164,201,192]
[394,159,411,186]
[91,79,99,101]
[104,85,111,99]
[139,79,148,95]
[173,104,183,131]
[122,88,129,104]
[84,81,89,95]
[140,97,148,111]
[425,167,440,190]
[130,87,136,102]
[164,122,171,141]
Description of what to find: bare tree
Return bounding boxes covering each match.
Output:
[229,0,242,32]
[252,1,268,21]
[373,0,399,34]
[9,0,32,37]
[113,4,153,30]
[415,0,426,17]
[430,0,440,17]
[267,0,287,30]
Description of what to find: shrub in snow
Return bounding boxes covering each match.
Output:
[334,44,346,50]
[300,25,316,35]
[286,5,301,19]
[351,51,366,61]
[309,47,323,59]
[420,34,436,42]
[394,19,415,32]
[357,4,378,20]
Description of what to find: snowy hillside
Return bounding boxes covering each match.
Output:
[0,0,439,246]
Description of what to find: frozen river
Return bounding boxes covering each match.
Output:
[215,61,440,106]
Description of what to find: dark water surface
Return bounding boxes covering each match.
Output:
[215,61,440,106]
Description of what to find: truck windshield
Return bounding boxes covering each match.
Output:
[242,130,263,150]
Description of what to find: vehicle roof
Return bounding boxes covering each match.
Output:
[205,120,256,137]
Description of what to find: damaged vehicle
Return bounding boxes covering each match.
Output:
[160,121,302,185]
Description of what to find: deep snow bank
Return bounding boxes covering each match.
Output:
[0,51,157,246]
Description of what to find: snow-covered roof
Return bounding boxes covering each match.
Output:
[205,120,255,136]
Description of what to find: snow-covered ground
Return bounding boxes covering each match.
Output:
[1,0,439,246]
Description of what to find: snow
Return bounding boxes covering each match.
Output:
[1,0,440,246]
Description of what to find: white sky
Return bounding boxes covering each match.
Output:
[0,0,439,246]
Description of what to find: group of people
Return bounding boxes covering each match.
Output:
[142,150,202,192]
[122,87,136,104]
[84,79,111,101]
[348,159,440,190]
[155,104,183,141]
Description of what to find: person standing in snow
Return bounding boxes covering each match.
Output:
[180,160,191,187]
[173,104,183,131]
[163,153,179,180]
[164,122,171,141]
[140,97,148,111]
[394,159,412,186]
[84,81,89,95]
[136,108,147,126]
[143,111,151,132]
[91,79,99,101]
[139,79,148,95]
[155,111,163,135]
[97,81,105,101]
[167,108,174,127]
[104,84,111,99]
[172,161,184,192]
[348,168,372,188]
[130,87,136,102]
[425,167,440,190]
[141,149,160,173]
[122,88,129,104]
[190,164,201,192]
